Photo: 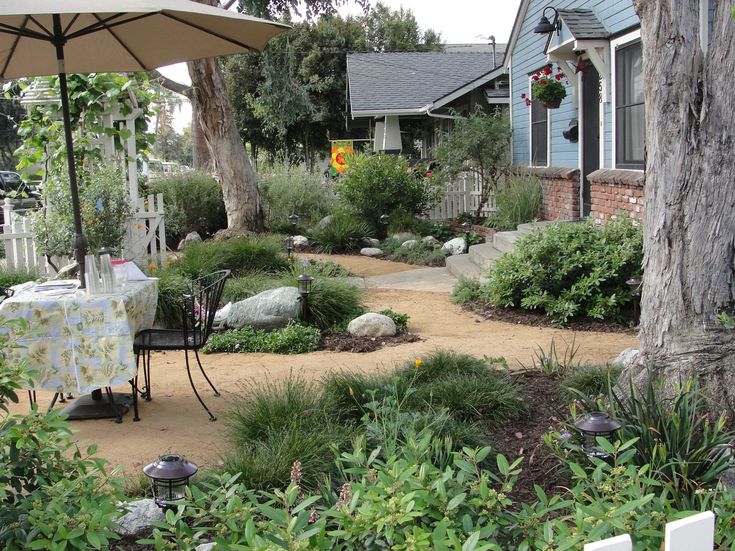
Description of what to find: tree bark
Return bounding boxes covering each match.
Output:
[624,0,735,414]
[186,0,263,232]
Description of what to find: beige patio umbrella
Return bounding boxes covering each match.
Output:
[0,0,289,284]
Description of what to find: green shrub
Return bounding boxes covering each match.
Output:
[306,277,364,330]
[153,267,190,327]
[386,209,420,235]
[609,374,735,509]
[202,324,321,354]
[337,153,438,233]
[319,370,396,422]
[389,240,448,266]
[486,173,543,230]
[561,364,621,403]
[173,235,288,277]
[258,163,336,231]
[378,309,409,333]
[0,268,37,289]
[452,276,484,304]
[32,164,132,257]
[485,217,643,324]
[308,210,373,253]
[148,171,227,246]
[395,349,498,384]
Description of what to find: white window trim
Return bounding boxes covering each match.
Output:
[610,29,644,171]
[528,76,551,167]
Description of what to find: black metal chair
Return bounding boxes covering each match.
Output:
[134,270,230,421]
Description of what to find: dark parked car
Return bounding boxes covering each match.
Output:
[0,171,42,224]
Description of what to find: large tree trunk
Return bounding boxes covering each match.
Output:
[187,0,263,233]
[625,0,735,414]
[190,106,212,170]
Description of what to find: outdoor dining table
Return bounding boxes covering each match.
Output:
[0,277,158,421]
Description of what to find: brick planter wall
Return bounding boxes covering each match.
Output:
[519,167,580,221]
[587,169,645,224]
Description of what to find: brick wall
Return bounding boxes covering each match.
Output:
[587,169,645,224]
[522,167,580,221]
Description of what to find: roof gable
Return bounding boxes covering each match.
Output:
[557,9,608,40]
[347,50,505,117]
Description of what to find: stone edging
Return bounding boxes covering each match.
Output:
[512,165,580,180]
[587,168,645,187]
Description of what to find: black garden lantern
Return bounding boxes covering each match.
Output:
[285,235,295,260]
[461,221,472,253]
[626,278,643,323]
[143,454,198,510]
[288,214,300,234]
[573,412,622,459]
[379,213,390,226]
[297,274,314,322]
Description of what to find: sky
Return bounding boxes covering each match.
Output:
[158,0,522,132]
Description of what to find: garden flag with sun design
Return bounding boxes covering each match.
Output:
[330,140,353,175]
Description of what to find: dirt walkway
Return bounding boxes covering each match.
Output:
[8,257,638,477]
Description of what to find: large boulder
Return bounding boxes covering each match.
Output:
[292,235,309,249]
[612,348,639,368]
[442,237,466,256]
[347,313,396,337]
[362,237,380,247]
[226,287,301,330]
[116,499,165,537]
[360,247,383,257]
[401,239,419,249]
[317,215,333,229]
[391,232,415,243]
[177,231,202,250]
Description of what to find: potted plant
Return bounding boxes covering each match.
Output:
[524,66,567,109]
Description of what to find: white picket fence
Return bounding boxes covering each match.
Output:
[1,194,166,275]
[586,511,715,551]
[428,170,497,221]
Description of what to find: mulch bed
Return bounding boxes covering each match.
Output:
[320,332,423,352]
[464,300,638,334]
[485,371,572,503]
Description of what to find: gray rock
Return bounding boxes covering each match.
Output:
[292,235,309,249]
[360,247,383,257]
[178,231,202,250]
[116,499,165,537]
[612,348,639,368]
[347,313,397,337]
[195,544,216,551]
[442,237,466,256]
[391,232,415,243]
[401,239,419,249]
[226,287,301,330]
[317,215,333,229]
[422,236,440,248]
[362,237,380,247]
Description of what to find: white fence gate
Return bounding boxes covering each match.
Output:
[428,171,497,221]
[1,199,60,275]
[585,511,715,551]
[124,193,167,266]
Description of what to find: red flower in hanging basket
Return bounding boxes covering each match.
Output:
[531,65,567,108]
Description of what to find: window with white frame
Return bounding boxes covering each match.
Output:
[530,90,548,166]
[615,38,645,169]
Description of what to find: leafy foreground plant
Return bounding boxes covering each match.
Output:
[0,320,125,550]
[202,323,321,354]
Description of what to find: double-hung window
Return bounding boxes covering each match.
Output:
[615,38,645,169]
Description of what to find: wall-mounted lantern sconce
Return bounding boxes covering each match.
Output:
[533,6,560,35]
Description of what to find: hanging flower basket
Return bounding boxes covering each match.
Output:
[523,65,567,109]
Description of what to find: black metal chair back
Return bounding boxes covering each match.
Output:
[180,269,230,350]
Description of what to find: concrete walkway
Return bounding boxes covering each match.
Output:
[362,267,457,293]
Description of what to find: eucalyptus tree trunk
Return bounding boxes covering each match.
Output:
[623,0,735,414]
[187,0,263,233]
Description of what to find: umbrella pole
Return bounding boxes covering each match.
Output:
[54,16,87,287]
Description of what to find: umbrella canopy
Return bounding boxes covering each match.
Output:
[0,0,289,79]
[0,1,288,286]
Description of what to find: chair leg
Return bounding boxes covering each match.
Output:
[104,387,123,424]
[48,393,60,411]
[28,390,37,410]
[184,350,216,421]
[130,378,140,422]
[145,349,152,401]
[194,349,220,397]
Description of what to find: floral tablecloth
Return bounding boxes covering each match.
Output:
[0,279,158,394]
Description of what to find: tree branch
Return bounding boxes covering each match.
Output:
[148,70,192,98]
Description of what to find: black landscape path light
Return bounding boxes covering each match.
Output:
[143,454,198,510]
[626,278,643,323]
[573,411,622,459]
[285,235,295,260]
[461,221,472,253]
[288,213,300,234]
[297,274,314,322]
[379,213,390,226]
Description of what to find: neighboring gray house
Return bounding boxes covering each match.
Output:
[346,47,508,157]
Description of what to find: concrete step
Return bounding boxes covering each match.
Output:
[446,253,485,281]
[516,220,572,234]
[493,230,521,254]
[468,242,504,270]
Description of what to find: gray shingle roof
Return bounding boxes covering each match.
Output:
[557,9,609,39]
[347,50,505,116]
